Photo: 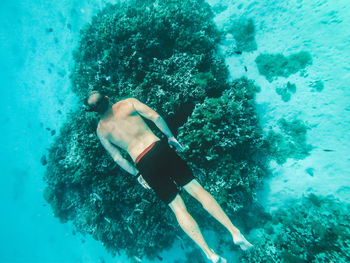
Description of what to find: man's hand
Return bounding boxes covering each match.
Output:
[168,136,184,152]
[137,174,152,189]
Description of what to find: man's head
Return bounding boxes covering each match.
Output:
[85,91,110,114]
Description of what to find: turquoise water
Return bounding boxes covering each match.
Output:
[1,0,349,262]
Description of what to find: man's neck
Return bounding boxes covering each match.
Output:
[99,102,114,118]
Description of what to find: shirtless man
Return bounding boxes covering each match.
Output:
[85,91,253,262]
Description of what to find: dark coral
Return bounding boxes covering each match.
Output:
[178,77,269,211]
[265,118,314,165]
[226,17,257,54]
[275,81,297,102]
[255,51,313,82]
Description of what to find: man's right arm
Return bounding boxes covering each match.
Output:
[97,131,139,176]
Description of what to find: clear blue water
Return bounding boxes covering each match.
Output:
[1,0,349,262]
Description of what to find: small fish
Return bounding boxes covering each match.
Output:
[127,226,133,235]
[134,208,143,213]
[323,149,335,152]
[134,256,142,262]
[156,255,163,261]
[104,217,111,223]
[92,193,102,201]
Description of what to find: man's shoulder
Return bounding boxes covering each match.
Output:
[96,122,105,137]
[112,98,133,108]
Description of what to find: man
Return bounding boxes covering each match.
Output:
[85,91,253,263]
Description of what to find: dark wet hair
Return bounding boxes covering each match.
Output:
[84,91,109,114]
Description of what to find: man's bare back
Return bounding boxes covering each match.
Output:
[96,98,161,163]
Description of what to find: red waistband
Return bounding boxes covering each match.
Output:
[135,141,156,164]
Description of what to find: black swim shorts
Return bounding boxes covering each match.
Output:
[135,137,195,205]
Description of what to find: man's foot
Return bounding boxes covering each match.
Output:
[207,248,227,263]
[232,231,253,250]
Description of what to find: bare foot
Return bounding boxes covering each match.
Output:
[232,232,253,251]
[207,248,227,263]
[232,232,253,250]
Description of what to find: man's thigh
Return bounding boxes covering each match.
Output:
[167,149,195,187]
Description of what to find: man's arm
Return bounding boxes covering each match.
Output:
[129,98,174,139]
[97,131,139,176]
[129,98,184,151]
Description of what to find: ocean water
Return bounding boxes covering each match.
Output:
[0,0,349,262]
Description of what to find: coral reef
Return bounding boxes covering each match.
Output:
[255,51,313,82]
[43,0,312,260]
[227,18,257,53]
[178,77,269,211]
[222,17,257,55]
[264,118,314,165]
[240,194,350,262]
[212,2,228,15]
[70,0,227,109]
[310,80,325,92]
[276,81,297,102]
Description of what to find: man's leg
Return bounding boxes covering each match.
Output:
[183,179,253,250]
[168,194,226,263]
